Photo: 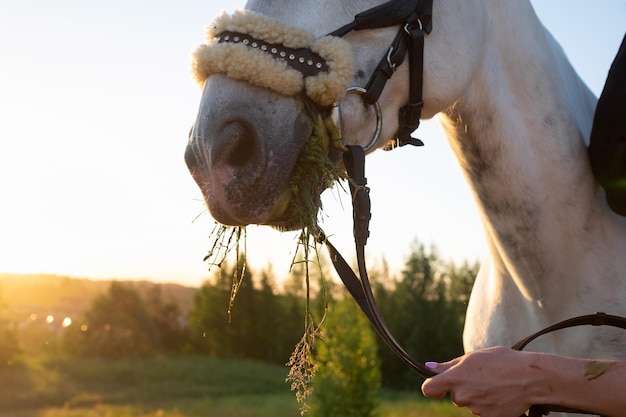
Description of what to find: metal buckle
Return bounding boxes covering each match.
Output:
[386,46,398,71]
[331,86,383,153]
[404,19,423,35]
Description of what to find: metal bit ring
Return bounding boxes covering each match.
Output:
[331,86,383,153]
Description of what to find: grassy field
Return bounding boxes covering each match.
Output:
[0,354,471,417]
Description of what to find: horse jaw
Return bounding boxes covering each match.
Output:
[186,75,313,230]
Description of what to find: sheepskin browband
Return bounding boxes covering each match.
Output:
[192,10,355,107]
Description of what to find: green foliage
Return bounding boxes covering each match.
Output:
[311,299,381,417]
[3,239,477,397]
[378,390,474,417]
[0,353,294,414]
[374,240,477,390]
[188,259,305,363]
[63,282,187,358]
[0,353,471,417]
[188,239,477,393]
[0,240,478,413]
[144,285,189,353]
[275,102,345,232]
[0,286,20,367]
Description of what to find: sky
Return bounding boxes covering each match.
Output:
[0,1,624,287]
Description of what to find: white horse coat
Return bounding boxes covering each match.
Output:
[187,0,626,360]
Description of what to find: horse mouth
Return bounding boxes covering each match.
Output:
[266,112,346,231]
[187,104,345,232]
[254,126,346,231]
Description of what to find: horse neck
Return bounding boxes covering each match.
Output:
[438,1,598,302]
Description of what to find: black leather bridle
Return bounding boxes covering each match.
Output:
[329,0,433,149]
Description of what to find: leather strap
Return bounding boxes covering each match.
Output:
[216,31,330,77]
[363,29,408,106]
[329,0,428,37]
[395,15,427,144]
[319,2,626,415]
[512,312,626,351]
[319,145,436,379]
[329,0,433,149]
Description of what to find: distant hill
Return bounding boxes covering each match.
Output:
[0,273,198,324]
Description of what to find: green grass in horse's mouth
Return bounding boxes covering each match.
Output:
[268,102,345,232]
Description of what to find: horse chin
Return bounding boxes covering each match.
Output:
[193,164,295,228]
[204,142,341,233]
[199,167,325,233]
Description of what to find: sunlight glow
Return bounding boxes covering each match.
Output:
[0,1,623,285]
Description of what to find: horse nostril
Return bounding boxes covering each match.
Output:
[214,120,259,168]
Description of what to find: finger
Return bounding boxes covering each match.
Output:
[421,375,448,398]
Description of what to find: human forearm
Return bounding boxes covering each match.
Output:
[528,352,626,417]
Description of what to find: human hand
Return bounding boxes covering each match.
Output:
[421,347,539,417]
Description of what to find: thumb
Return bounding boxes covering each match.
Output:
[421,358,460,398]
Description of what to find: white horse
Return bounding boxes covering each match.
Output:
[186,0,626,361]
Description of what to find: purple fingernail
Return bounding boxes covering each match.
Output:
[425,361,438,369]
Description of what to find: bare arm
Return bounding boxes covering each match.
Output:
[421,346,626,417]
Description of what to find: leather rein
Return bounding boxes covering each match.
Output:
[316,0,436,379]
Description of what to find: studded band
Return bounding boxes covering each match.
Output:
[216,31,329,77]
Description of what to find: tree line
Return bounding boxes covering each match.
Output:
[0,239,477,392]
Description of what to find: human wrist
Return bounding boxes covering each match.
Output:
[521,351,568,406]
[524,352,597,408]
